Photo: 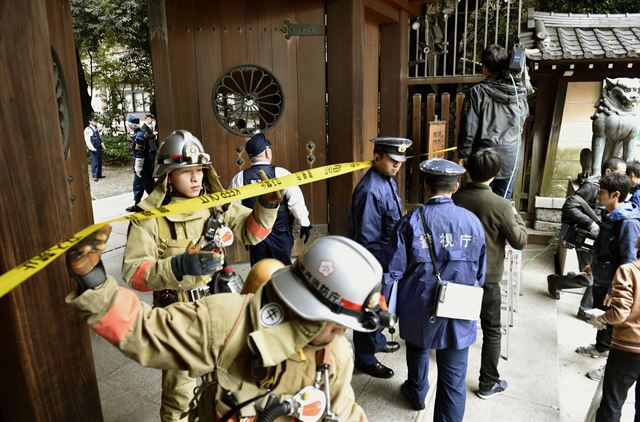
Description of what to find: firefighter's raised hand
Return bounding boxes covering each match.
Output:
[66,225,111,291]
[257,169,283,208]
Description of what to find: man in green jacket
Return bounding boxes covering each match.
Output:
[453,148,528,399]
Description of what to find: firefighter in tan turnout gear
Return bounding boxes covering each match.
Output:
[67,227,395,421]
[121,130,281,421]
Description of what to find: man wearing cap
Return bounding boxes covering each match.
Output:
[126,115,154,212]
[381,158,486,418]
[66,226,394,421]
[84,115,106,182]
[347,137,412,379]
[230,133,313,265]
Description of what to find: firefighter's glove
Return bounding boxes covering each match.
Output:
[134,158,144,178]
[299,225,313,244]
[171,243,224,280]
[66,225,111,292]
[257,169,282,209]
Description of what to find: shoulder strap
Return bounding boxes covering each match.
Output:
[573,194,601,223]
[157,217,177,240]
[418,208,442,282]
[218,294,254,368]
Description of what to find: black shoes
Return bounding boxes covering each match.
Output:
[477,379,509,400]
[547,275,560,300]
[355,361,394,379]
[401,381,425,410]
[378,341,400,353]
[92,178,99,182]
[126,204,141,213]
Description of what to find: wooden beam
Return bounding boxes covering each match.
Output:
[408,74,485,85]
[381,0,422,16]
[327,0,366,235]
[380,10,409,205]
[528,74,559,214]
[0,0,102,420]
[540,77,568,196]
[365,0,400,23]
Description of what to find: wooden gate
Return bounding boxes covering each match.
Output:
[149,0,327,260]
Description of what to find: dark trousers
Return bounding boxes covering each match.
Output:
[577,249,594,311]
[596,348,640,422]
[547,249,594,311]
[405,342,469,421]
[89,148,102,179]
[593,284,613,352]
[248,230,294,266]
[479,283,502,389]
[490,178,514,200]
[354,329,387,366]
[132,154,155,204]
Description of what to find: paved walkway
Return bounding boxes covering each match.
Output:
[90,193,634,421]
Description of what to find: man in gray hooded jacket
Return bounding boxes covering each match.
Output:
[458,44,529,200]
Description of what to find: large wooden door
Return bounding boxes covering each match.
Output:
[150,0,327,261]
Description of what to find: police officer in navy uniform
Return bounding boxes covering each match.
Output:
[381,159,486,419]
[348,136,412,379]
[229,133,312,265]
[126,115,155,212]
[84,116,105,181]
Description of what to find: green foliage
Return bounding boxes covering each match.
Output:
[101,132,131,165]
[72,0,153,162]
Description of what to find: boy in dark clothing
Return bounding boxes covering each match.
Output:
[577,173,640,381]
[548,156,626,318]
[453,148,528,399]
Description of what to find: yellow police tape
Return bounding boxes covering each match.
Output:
[0,146,458,298]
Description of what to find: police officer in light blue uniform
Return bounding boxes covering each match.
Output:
[381,158,486,419]
[348,136,412,379]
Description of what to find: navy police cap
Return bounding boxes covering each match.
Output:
[419,158,465,176]
[371,137,413,162]
[246,133,272,157]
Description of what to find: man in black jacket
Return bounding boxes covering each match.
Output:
[457,44,529,200]
[548,157,626,318]
[453,148,527,399]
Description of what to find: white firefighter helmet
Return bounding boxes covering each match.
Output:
[154,130,212,179]
[270,236,394,332]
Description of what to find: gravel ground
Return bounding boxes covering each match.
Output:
[89,163,134,199]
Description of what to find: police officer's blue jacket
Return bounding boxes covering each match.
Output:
[347,167,403,262]
[131,127,149,159]
[592,202,640,285]
[381,197,486,350]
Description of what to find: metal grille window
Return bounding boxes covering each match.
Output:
[409,0,524,82]
[212,64,284,138]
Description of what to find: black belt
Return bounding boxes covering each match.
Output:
[154,285,211,306]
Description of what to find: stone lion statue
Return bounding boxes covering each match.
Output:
[591,77,640,176]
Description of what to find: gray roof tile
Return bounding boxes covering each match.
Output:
[521,11,640,61]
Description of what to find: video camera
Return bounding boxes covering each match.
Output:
[558,223,597,252]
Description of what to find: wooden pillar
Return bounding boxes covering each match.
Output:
[380,9,409,206]
[327,0,365,235]
[529,74,560,214]
[0,1,102,420]
[149,0,177,138]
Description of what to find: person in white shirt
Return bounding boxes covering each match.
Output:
[84,116,105,181]
[229,133,312,265]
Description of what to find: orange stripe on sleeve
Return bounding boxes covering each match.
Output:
[246,214,272,239]
[131,260,154,292]
[93,287,140,345]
